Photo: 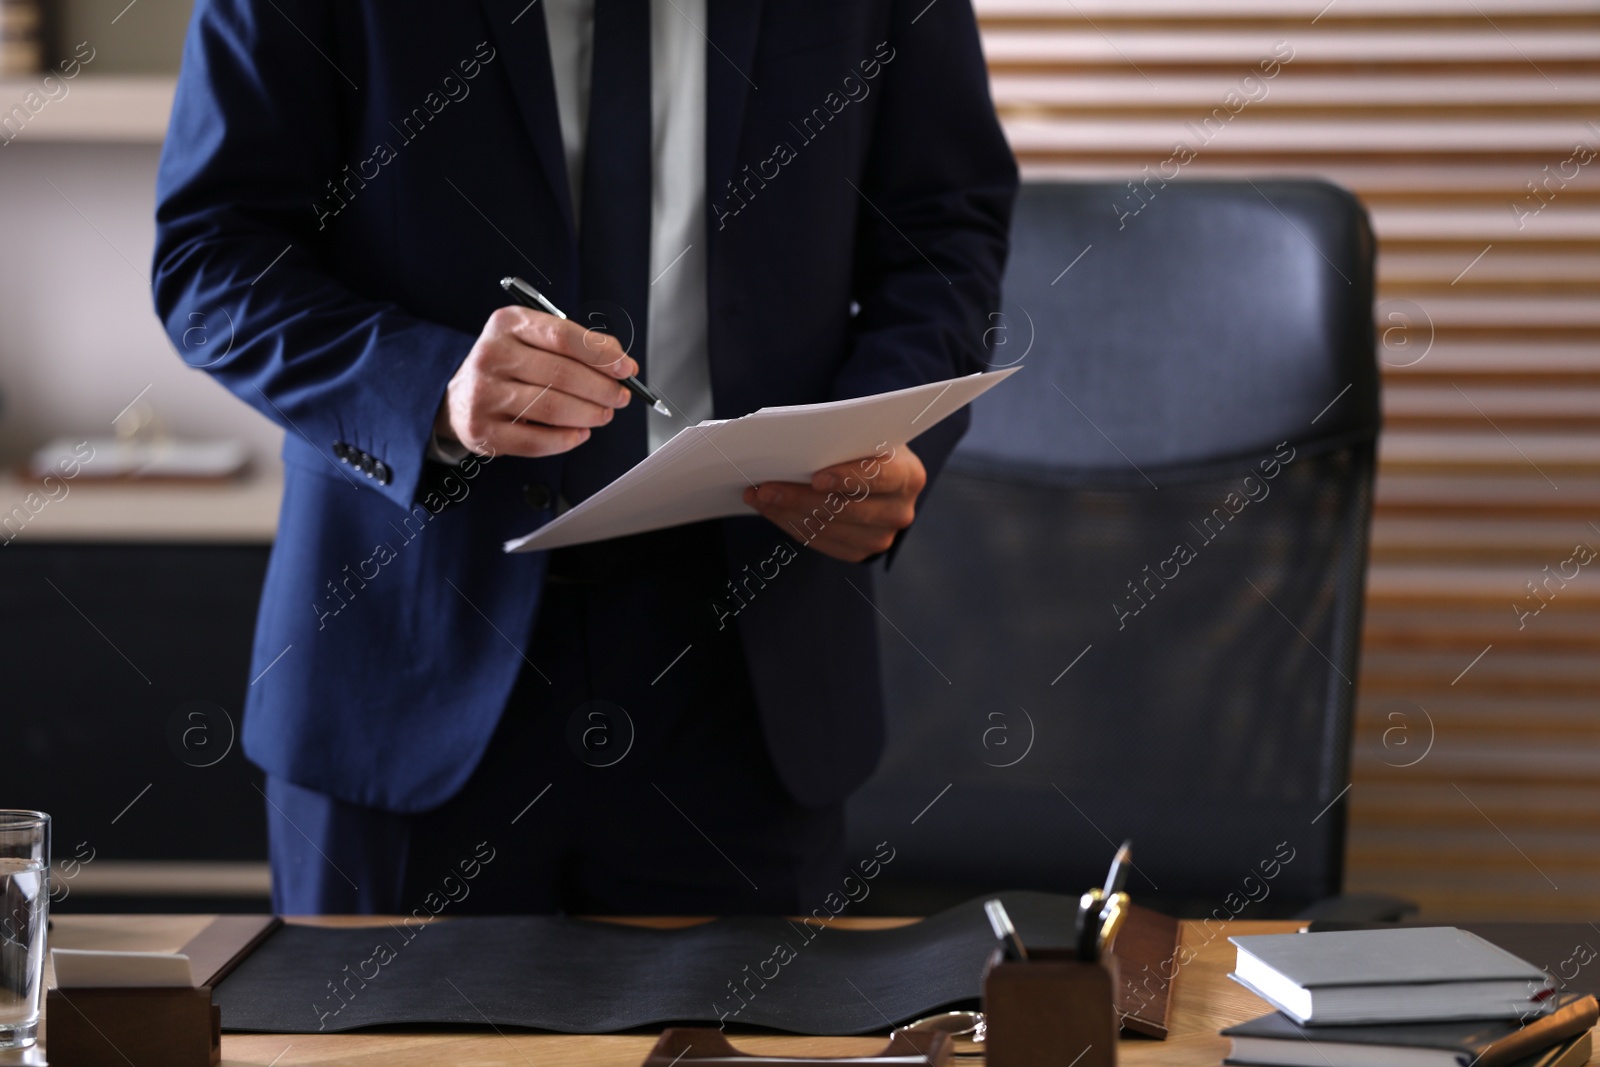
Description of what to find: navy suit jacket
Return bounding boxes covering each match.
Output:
[152,0,1016,813]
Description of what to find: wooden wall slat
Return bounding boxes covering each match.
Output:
[978,0,1600,920]
[978,0,1600,20]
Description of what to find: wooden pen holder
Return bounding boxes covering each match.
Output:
[982,947,1118,1067]
[46,985,221,1067]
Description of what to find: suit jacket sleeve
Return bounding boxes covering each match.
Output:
[831,0,1018,556]
[151,0,474,510]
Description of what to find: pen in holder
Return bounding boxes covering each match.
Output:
[978,842,1135,1067]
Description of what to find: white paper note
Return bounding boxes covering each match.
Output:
[52,949,195,989]
[505,367,1020,553]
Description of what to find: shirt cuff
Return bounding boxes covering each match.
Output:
[427,431,472,465]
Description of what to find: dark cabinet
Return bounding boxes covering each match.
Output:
[0,543,270,911]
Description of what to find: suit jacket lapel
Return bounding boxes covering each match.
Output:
[478,0,576,245]
[705,0,764,206]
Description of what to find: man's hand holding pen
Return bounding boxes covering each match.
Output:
[441,276,925,562]
[434,306,637,457]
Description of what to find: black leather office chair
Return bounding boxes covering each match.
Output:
[845,180,1403,920]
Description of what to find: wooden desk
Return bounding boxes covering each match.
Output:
[0,914,1374,1066]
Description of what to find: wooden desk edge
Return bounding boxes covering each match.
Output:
[29,914,1309,1067]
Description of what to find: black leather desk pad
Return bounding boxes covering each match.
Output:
[215,891,1079,1035]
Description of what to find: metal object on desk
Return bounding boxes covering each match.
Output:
[643,1027,952,1066]
[896,1010,986,1058]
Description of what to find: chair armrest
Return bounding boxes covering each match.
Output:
[1294,892,1420,923]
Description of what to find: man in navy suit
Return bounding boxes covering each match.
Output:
[153,0,1015,914]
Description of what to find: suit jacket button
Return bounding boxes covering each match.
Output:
[522,482,553,510]
[333,441,350,461]
[375,462,392,486]
[358,454,376,475]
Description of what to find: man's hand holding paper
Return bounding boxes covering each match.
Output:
[743,444,927,563]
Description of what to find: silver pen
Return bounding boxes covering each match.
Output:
[983,899,1029,962]
[500,275,672,417]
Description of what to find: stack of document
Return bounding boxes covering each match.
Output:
[1224,928,1597,1067]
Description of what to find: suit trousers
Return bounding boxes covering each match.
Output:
[266,521,847,915]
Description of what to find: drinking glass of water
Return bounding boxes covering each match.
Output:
[0,811,48,1050]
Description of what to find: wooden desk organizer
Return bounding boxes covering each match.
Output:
[982,947,1119,1067]
[45,985,220,1067]
[45,915,278,1067]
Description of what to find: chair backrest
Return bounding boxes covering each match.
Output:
[846,180,1380,918]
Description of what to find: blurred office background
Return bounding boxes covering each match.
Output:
[0,0,1595,918]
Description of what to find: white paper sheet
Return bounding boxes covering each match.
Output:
[505,367,1020,553]
[52,948,195,989]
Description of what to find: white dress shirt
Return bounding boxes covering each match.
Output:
[434,1,709,462]
[529,0,711,454]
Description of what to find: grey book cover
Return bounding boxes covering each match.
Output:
[1231,928,1549,988]
[1222,992,1595,1058]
